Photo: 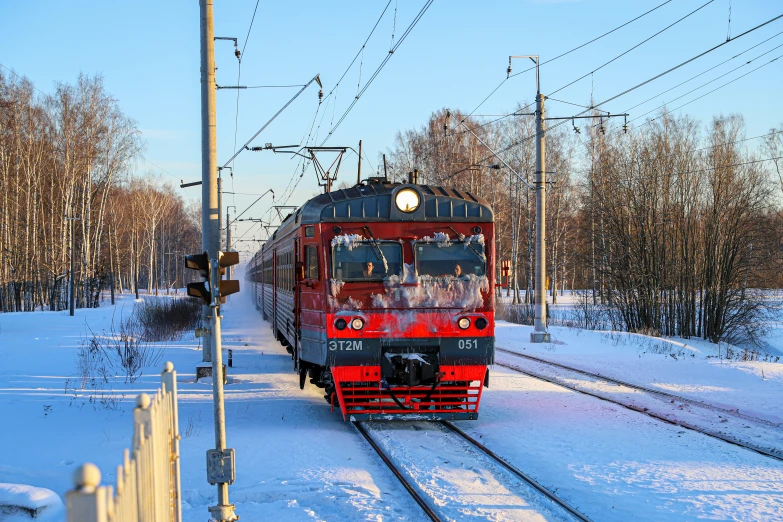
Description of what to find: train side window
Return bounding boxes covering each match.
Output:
[306,245,318,279]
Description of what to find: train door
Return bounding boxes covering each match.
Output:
[260,255,266,316]
[272,248,278,340]
[293,237,301,371]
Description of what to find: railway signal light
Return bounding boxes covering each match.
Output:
[184,251,241,304]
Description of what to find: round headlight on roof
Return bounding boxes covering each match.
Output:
[395,188,420,213]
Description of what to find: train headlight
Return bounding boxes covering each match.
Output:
[351,318,364,330]
[458,317,471,330]
[395,188,420,213]
[475,317,488,330]
[335,318,347,330]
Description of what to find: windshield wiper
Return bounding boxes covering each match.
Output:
[447,226,485,263]
[362,225,389,273]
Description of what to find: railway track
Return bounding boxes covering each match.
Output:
[354,420,590,522]
[496,347,781,428]
[496,348,783,463]
[353,421,442,522]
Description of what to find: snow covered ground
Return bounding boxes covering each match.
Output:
[0,288,782,520]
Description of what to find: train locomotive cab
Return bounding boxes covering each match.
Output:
[249,180,495,421]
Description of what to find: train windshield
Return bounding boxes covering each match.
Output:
[415,242,486,278]
[332,241,402,282]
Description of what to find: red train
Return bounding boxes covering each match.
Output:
[246,178,495,420]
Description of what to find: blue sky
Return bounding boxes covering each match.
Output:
[2,1,782,251]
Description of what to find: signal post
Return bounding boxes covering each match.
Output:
[185,251,240,521]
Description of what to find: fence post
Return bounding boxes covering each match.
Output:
[162,361,183,522]
[66,463,107,522]
[134,393,159,522]
[67,366,182,521]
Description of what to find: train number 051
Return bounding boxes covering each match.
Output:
[458,339,478,350]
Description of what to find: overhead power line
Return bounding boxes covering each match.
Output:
[320,0,394,108]
[632,43,783,122]
[462,0,675,122]
[321,0,435,145]
[693,130,782,152]
[139,157,181,181]
[268,1,395,209]
[548,0,716,98]
[228,0,262,208]
[273,0,435,211]
[241,0,261,57]
[624,30,783,114]
[503,0,722,125]
[680,156,782,175]
[0,62,49,98]
[640,52,782,125]
[450,11,783,177]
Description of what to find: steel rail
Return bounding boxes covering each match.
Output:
[497,347,781,428]
[352,422,441,522]
[495,358,783,463]
[441,421,591,522]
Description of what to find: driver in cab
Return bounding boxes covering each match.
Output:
[361,261,376,279]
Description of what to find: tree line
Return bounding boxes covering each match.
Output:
[385,106,783,345]
[0,71,201,313]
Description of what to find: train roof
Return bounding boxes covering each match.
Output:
[262,181,494,246]
[302,180,491,222]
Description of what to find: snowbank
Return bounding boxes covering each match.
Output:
[0,483,63,520]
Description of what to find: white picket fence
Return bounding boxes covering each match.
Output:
[66,362,182,522]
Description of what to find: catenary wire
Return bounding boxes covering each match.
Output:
[694,130,782,152]
[241,0,261,57]
[639,53,782,125]
[507,0,722,122]
[229,0,262,211]
[461,0,675,122]
[548,0,716,98]
[320,1,393,108]
[273,0,424,209]
[450,0,703,144]
[320,0,435,145]
[447,12,783,178]
[625,31,783,114]
[0,62,50,98]
[632,45,783,122]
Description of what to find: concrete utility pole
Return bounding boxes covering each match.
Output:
[200,0,218,364]
[508,55,550,343]
[201,3,238,521]
[532,89,550,343]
